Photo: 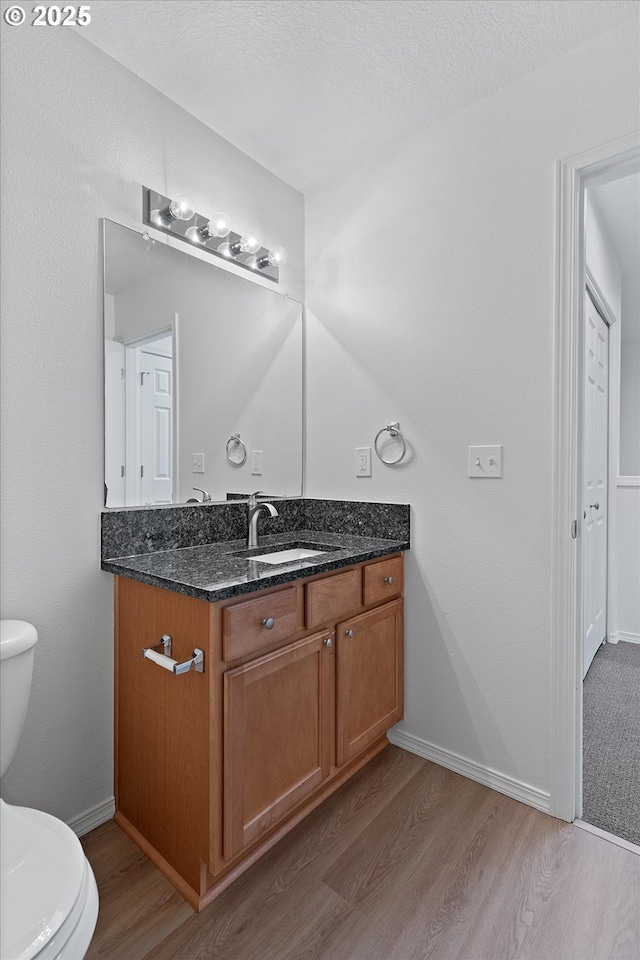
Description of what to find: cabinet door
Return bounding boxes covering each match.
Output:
[336,600,403,766]
[223,631,333,861]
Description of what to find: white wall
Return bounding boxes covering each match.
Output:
[616,339,640,642]
[0,24,304,825]
[306,23,639,801]
[619,341,640,476]
[615,483,640,640]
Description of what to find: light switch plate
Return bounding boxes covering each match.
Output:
[192,453,205,474]
[469,445,503,478]
[251,450,263,476]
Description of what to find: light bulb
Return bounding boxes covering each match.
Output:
[185,214,231,245]
[229,230,260,256]
[218,242,233,258]
[257,244,288,269]
[207,214,231,238]
[168,194,195,221]
[267,245,288,266]
[242,232,261,254]
[185,225,203,243]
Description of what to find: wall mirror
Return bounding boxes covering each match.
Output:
[103,219,303,507]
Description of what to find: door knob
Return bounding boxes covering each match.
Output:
[261,617,275,630]
[324,637,333,647]
[345,629,354,638]
[384,576,394,585]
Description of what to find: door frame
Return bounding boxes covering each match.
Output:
[551,132,639,822]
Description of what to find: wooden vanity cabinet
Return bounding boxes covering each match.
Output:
[114,553,404,910]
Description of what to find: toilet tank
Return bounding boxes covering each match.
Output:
[0,621,38,779]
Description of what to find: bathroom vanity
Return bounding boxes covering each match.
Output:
[103,499,409,910]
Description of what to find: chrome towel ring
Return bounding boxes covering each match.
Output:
[226,433,247,466]
[374,421,407,465]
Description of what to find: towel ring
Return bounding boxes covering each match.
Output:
[374,422,407,465]
[226,433,247,466]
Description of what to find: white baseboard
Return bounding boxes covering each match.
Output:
[388,729,550,814]
[68,796,115,838]
[610,631,640,645]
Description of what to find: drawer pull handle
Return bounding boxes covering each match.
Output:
[142,645,204,675]
[345,629,354,638]
[324,637,333,648]
[262,617,275,630]
[384,576,394,585]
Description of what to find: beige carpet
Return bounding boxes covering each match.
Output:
[583,641,640,846]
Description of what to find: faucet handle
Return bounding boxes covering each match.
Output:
[247,490,263,508]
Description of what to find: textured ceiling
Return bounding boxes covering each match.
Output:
[78,0,639,192]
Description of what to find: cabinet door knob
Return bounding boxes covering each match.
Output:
[324,637,333,647]
[384,576,394,585]
[261,617,275,630]
[345,629,354,638]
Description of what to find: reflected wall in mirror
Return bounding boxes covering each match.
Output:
[104,220,303,507]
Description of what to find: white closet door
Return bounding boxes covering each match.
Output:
[583,290,609,678]
[140,350,173,505]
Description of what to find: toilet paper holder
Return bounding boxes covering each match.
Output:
[142,634,204,675]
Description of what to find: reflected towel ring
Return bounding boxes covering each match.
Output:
[374,422,407,465]
[226,433,247,466]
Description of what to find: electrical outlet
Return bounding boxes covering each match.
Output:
[468,445,503,478]
[192,453,205,474]
[251,450,263,476]
[355,446,372,477]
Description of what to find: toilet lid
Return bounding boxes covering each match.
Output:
[1,803,86,960]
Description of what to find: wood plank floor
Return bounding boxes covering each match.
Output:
[81,747,640,960]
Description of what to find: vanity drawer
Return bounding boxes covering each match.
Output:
[222,586,302,662]
[306,568,362,629]
[363,556,403,606]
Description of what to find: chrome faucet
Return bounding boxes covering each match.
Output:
[186,487,211,503]
[246,490,279,547]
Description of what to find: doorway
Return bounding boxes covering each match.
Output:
[580,172,640,845]
[551,133,640,834]
[103,315,179,508]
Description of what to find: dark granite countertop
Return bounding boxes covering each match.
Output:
[102,528,409,602]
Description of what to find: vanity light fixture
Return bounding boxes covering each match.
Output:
[142,187,286,282]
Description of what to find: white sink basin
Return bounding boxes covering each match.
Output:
[250,547,326,565]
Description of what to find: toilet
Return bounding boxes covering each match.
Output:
[1,621,99,960]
